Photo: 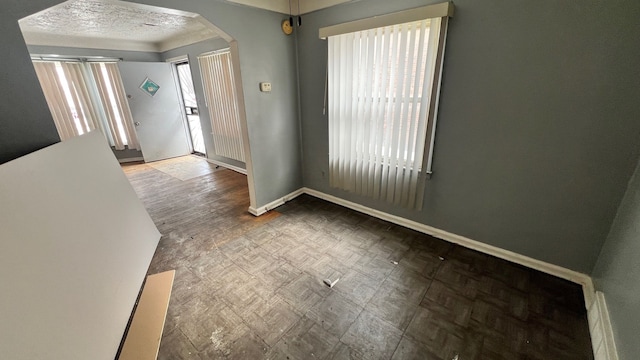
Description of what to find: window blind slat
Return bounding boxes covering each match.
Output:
[386,22,410,204]
[402,20,429,208]
[371,26,392,200]
[360,28,377,196]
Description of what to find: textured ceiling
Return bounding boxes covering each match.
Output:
[226,0,355,15]
[19,0,220,52]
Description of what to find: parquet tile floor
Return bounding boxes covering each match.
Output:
[122,157,593,360]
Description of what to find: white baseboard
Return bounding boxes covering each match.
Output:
[250,186,618,360]
[118,157,144,163]
[302,187,591,287]
[587,291,619,360]
[248,188,305,216]
[205,158,247,175]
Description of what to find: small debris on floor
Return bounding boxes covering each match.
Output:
[452,355,459,360]
[323,277,340,287]
[438,256,445,261]
[391,260,398,265]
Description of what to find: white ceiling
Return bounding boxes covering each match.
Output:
[226,0,355,15]
[18,0,354,53]
[19,0,221,53]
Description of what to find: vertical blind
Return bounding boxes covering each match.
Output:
[198,50,245,163]
[90,63,140,150]
[327,17,445,210]
[33,61,101,141]
[32,60,140,150]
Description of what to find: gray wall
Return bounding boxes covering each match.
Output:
[0,2,61,164]
[592,158,640,360]
[297,0,640,273]
[157,0,303,206]
[27,45,163,161]
[161,38,246,170]
[1,0,302,209]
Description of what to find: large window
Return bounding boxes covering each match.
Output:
[324,3,452,210]
[32,60,140,150]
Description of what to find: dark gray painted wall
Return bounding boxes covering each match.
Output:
[592,158,640,360]
[297,0,640,272]
[1,0,302,209]
[27,45,162,161]
[161,38,246,170]
[0,2,61,164]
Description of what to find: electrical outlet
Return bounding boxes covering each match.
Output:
[259,82,272,92]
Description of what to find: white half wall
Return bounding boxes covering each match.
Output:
[0,132,161,360]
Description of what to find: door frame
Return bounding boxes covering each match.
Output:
[167,55,207,157]
[166,55,197,155]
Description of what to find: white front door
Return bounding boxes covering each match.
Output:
[119,62,190,162]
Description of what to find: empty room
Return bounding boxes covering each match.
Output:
[1,0,639,359]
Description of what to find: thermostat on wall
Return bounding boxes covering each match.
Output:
[259,82,272,92]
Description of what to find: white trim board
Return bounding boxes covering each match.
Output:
[248,188,305,216]
[205,158,247,175]
[248,187,590,286]
[588,292,619,360]
[302,187,591,287]
[249,187,617,359]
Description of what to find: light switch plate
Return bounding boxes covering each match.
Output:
[259,82,272,92]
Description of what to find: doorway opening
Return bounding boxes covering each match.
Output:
[18,0,258,211]
[174,61,206,156]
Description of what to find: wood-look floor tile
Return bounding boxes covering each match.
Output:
[268,316,340,360]
[365,293,418,332]
[382,266,431,305]
[351,254,396,283]
[278,273,330,314]
[325,341,366,360]
[306,292,363,338]
[433,260,480,299]
[305,255,348,283]
[253,261,302,291]
[123,158,594,360]
[169,267,211,306]
[233,246,283,276]
[476,275,529,321]
[332,269,381,308]
[395,249,442,279]
[420,280,473,327]
[405,307,481,360]
[241,297,301,346]
[391,337,441,360]
[157,328,202,360]
[260,234,303,257]
[341,310,403,360]
[367,236,411,261]
[177,297,248,352]
[199,329,269,359]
